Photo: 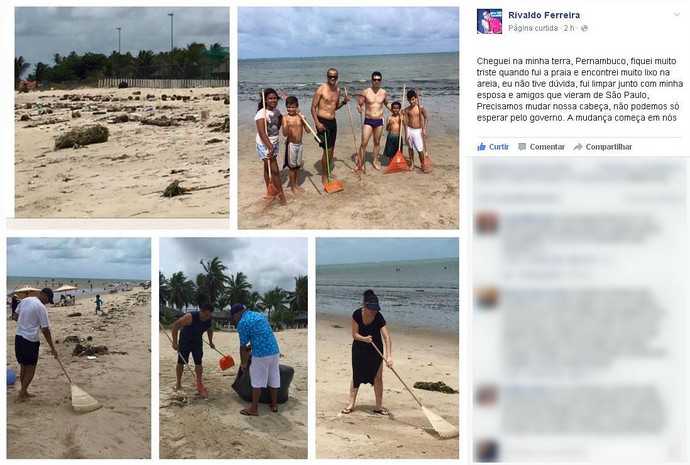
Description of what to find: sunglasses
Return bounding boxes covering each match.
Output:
[327,75,339,79]
[373,78,382,82]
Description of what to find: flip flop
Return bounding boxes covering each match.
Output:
[341,407,353,414]
[373,408,389,416]
[240,408,258,416]
[271,406,279,413]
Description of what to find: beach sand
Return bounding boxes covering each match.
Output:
[237,111,459,229]
[6,288,151,459]
[158,327,307,459]
[316,313,459,459]
[14,87,229,218]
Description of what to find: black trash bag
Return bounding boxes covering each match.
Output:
[231,353,295,404]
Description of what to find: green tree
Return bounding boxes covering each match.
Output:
[167,271,196,311]
[261,286,291,327]
[226,271,253,306]
[290,275,308,313]
[159,271,170,307]
[199,257,230,306]
[15,56,30,84]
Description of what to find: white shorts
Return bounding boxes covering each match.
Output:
[249,353,281,388]
[407,127,424,152]
[285,142,304,169]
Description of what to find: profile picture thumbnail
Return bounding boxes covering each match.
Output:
[478,9,502,34]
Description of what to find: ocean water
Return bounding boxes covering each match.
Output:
[316,258,459,332]
[238,52,459,138]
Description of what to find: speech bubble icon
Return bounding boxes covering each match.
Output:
[518,143,526,150]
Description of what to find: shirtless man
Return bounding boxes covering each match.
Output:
[311,68,350,185]
[357,71,391,171]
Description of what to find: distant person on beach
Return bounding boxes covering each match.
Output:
[311,68,350,185]
[255,88,286,205]
[14,288,59,402]
[383,101,405,159]
[404,90,429,171]
[282,95,313,195]
[230,303,281,416]
[95,294,103,314]
[342,289,393,416]
[170,303,215,391]
[11,294,20,321]
[357,71,392,171]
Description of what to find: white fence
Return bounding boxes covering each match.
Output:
[98,78,229,89]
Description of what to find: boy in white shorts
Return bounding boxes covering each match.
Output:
[404,90,429,171]
[282,95,314,195]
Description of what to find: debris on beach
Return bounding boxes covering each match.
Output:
[413,381,457,394]
[54,124,109,150]
[206,138,223,144]
[20,114,30,121]
[161,390,191,408]
[67,312,82,317]
[63,336,81,344]
[72,343,109,357]
[209,117,229,133]
[163,180,190,198]
[141,116,178,127]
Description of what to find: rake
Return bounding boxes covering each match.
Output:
[370,341,458,439]
[56,357,102,412]
[159,322,208,397]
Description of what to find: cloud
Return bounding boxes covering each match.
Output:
[159,238,307,294]
[239,7,458,59]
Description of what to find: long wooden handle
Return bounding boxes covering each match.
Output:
[278,88,321,143]
[56,356,72,384]
[399,84,406,152]
[369,341,423,407]
[159,321,198,381]
[345,87,358,153]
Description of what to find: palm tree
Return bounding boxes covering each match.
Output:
[199,257,229,306]
[290,275,308,313]
[261,286,291,326]
[226,271,253,306]
[195,273,208,308]
[33,62,50,83]
[167,271,195,311]
[159,272,170,306]
[15,56,30,85]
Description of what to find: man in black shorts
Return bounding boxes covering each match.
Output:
[311,68,350,185]
[171,302,215,391]
[14,287,59,402]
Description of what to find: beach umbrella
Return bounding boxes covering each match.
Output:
[54,285,78,293]
[370,342,458,439]
[9,286,41,299]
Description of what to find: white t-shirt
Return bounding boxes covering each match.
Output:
[254,107,281,146]
[16,296,51,342]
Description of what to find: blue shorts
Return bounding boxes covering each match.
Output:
[256,142,279,160]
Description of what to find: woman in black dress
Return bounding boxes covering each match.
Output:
[342,290,393,415]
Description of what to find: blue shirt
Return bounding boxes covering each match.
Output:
[237,310,279,357]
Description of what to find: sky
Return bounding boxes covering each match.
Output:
[15,7,229,70]
[7,238,150,280]
[238,7,459,59]
[316,238,458,265]
[159,238,307,294]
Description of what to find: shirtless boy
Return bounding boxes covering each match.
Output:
[357,71,391,171]
[383,101,405,159]
[311,68,350,185]
[404,90,429,171]
[282,96,313,194]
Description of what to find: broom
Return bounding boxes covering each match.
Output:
[370,342,458,439]
[159,322,208,397]
[56,357,102,412]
